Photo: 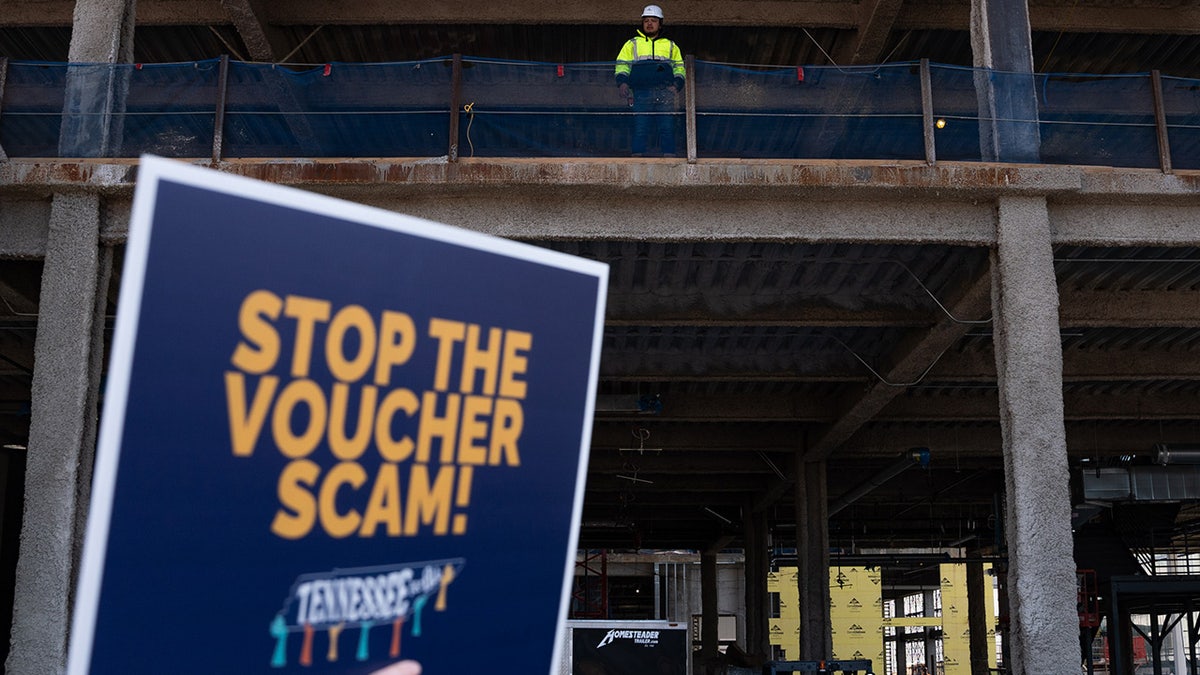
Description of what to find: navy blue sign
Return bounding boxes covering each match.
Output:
[570,622,689,675]
[68,157,608,674]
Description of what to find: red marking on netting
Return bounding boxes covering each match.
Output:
[323,63,332,76]
[797,67,805,82]
[557,64,564,77]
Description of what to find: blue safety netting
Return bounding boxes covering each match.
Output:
[1,60,219,158]
[1037,72,1158,168]
[1162,75,1200,171]
[2,56,1199,169]
[456,58,633,158]
[0,62,65,156]
[928,65,1161,167]
[928,64,992,162]
[222,59,451,158]
[694,62,924,160]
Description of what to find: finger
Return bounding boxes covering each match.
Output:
[369,661,422,675]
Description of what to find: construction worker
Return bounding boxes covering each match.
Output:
[615,4,686,157]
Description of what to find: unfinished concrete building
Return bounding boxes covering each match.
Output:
[3,0,1200,673]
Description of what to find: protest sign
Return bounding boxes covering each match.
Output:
[68,156,608,674]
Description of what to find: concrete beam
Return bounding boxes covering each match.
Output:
[1058,290,1200,327]
[603,343,1200,382]
[0,331,36,376]
[833,0,905,65]
[4,0,1197,34]
[4,161,1200,245]
[804,265,993,460]
[590,419,1200,456]
[587,451,998,477]
[879,390,1200,422]
[587,473,779,492]
[1050,203,1200,247]
[589,451,794,474]
[0,199,51,258]
[599,352,865,380]
[0,277,38,318]
[898,4,1200,34]
[606,304,933,328]
[1,0,861,28]
[606,288,1200,328]
[0,157,1169,198]
[615,391,836,422]
[15,158,1200,203]
[596,387,1200,424]
[219,0,287,62]
[0,158,1087,197]
[1027,5,1200,34]
[1057,349,1200,381]
[334,194,998,244]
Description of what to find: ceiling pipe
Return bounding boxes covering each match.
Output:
[1155,444,1200,465]
[828,447,930,516]
[594,394,662,415]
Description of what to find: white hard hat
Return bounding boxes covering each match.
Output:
[642,4,664,19]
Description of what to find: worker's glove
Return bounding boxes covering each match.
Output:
[618,83,633,105]
[674,77,684,92]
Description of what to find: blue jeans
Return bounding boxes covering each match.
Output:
[631,87,678,156]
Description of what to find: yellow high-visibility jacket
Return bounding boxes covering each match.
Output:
[614,30,686,89]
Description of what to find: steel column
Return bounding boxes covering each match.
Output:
[211,55,230,164]
[685,54,697,163]
[0,57,8,161]
[1151,70,1172,174]
[448,54,462,162]
[921,58,936,166]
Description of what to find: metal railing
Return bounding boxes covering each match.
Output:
[1,55,1197,171]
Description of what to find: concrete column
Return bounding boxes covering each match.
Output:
[923,588,938,670]
[990,195,1081,674]
[969,0,1040,163]
[967,561,989,675]
[743,501,769,661]
[60,0,137,157]
[6,194,105,675]
[793,457,831,660]
[701,551,719,673]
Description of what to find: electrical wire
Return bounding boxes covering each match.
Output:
[880,260,992,326]
[463,101,476,157]
[1038,0,1082,73]
[825,333,956,388]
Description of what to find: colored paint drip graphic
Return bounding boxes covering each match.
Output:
[270,558,464,668]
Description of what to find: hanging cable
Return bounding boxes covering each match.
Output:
[1038,0,1082,72]
[802,27,851,72]
[825,332,955,388]
[463,101,476,158]
[277,25,325,64]
[881,260,993,326]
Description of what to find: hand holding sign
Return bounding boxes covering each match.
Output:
[370,661,422,675]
